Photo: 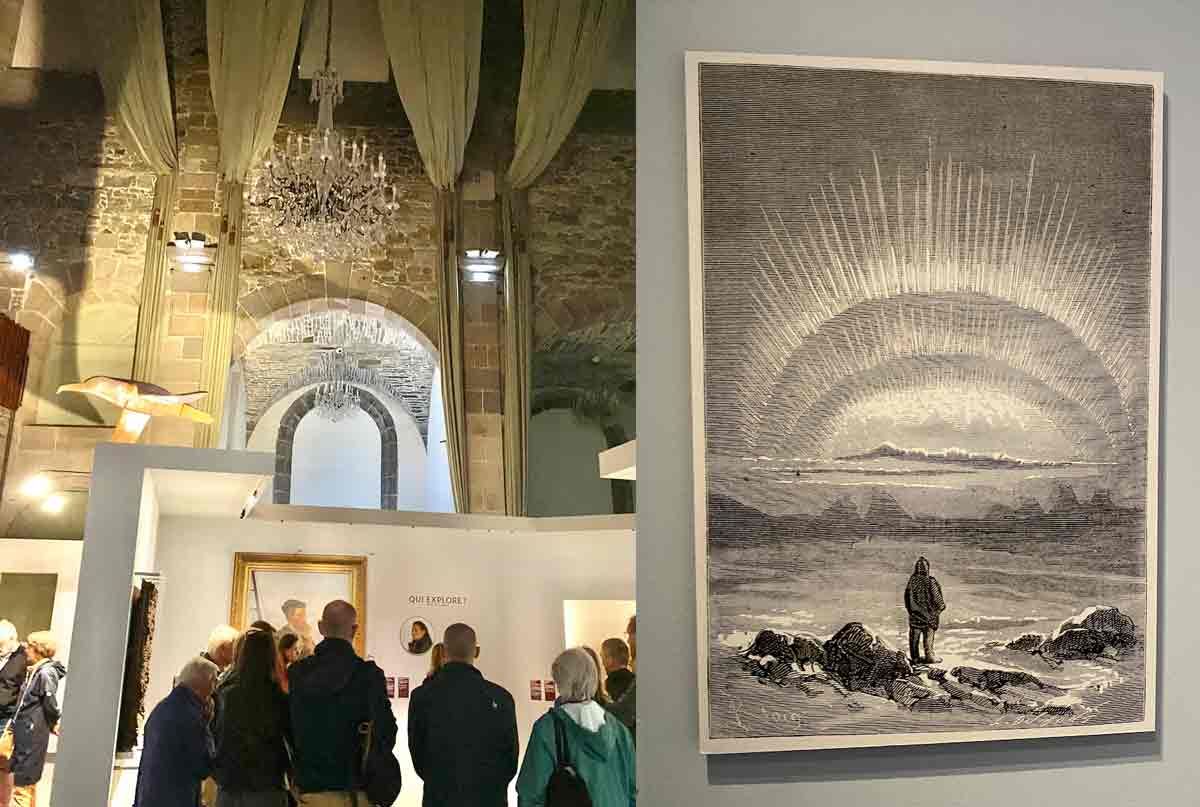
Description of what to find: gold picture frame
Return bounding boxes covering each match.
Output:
[230,553,368,658]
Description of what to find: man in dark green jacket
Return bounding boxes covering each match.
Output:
[289,601,397,800]
[408,623,518,807]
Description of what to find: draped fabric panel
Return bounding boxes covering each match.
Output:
[436,190,470,511]
[201,0,303,446]
[95,0,177,174]
[506,0,628,190]
[379,0,482,511]
[499,0,628,514]
[378,0,483,190]
[207,0,304,182]
[94,0,178,386]
[131,173,177,386]
[196,183,244,448]
[501,191,532,515]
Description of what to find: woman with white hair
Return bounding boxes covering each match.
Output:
[516,648,636,806]
[0,620,29,806]
[8,631,66,807]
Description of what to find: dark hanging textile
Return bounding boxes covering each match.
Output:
[116,579,160,752]
[0,315,30,411]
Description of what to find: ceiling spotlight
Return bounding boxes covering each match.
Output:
[168,233,217,272]
[462,249,503,283]
[41,494,67,515]
[20,474,53,499]
[10,252,34,272]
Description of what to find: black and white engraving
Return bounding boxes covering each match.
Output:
[687,54,1161,753]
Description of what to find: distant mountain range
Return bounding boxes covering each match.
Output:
[834,443,1072,470]
[707,481,1136,547]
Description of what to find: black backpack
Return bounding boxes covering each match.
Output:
[546,709,593,807]
[353,660,403,806]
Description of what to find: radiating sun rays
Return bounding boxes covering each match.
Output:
[706,149,1149,462]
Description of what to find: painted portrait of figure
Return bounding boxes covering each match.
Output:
[230,553,368,658]
[686,53,1161,753]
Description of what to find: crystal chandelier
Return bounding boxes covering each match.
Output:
[249,1,400,260]
[313,378,361,422]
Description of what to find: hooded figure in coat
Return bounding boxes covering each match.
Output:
[904,557,946,664]
[516,648,635,807]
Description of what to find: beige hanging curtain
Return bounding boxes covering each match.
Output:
[379,0,483,512]
[500,0,628,515]
[379,0,483,188]
[506,0,628,189]
[198,0,303,447]
[94,0,178,386]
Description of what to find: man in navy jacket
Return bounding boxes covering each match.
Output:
[408,624,518,807]
[134,657,219,807]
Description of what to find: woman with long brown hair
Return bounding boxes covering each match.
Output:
[212,629,292,806]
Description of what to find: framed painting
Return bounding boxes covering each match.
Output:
[686,52,1162,754]
[230,553,368,658]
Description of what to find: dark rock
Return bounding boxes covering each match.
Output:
[892,678,937,709]
[995,682,1070,714]
[740,630,795,665]
[952,666,1045,692]
[1041,628,1110,659]
[1006,633,1046,653]
[925,667,948,682]
[1036,705,1075,717]
[910,693,954,713]
[1054,606,1137,649]
[790,633,826,671]
[938,677,1005,714]
[824,623,913,694]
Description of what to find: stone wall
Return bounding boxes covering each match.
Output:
[464,280,504,514]
[0,94,157,509]
[528,131,636,351]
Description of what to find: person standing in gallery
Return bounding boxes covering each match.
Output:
[204,625,240,673]
[213,629,293,807]
[605,616,636,741]
[424,642,446,683]
[904,556,946,665]
[288,600,397,805]
[0,621,28,806]
[582,646,610,705]
[408,623,518,807]
[601,638,635,704]
[516,648,636,807]
[8,632,65,807]
[279,601,315,660]
[135,657,219,807]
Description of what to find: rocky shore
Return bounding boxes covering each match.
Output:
[736,606,1139,718]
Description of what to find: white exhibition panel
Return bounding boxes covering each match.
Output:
[147,512,635,807]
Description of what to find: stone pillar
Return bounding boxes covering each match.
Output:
[464,280,505,514]
[148,0,220,447]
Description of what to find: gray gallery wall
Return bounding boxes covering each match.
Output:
[637,0,1195,803]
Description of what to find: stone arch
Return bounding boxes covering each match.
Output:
[273,386,400,510]
[236,292,439,361]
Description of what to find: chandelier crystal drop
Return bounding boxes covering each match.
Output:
[313,377,361,422]
[249,2,400,260]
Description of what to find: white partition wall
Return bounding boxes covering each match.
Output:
[49,444,634,807]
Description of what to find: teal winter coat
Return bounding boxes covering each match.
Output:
[516,705,636,807]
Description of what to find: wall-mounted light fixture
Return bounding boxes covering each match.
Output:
[167,232,217,272]
[461,249,503,284]
[17,469,90,516]
[1,252,35,274]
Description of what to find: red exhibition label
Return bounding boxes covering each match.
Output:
[396,677,410,698]
[385,677,395,698]
[543,680,557,702]
[530,680,542,700]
